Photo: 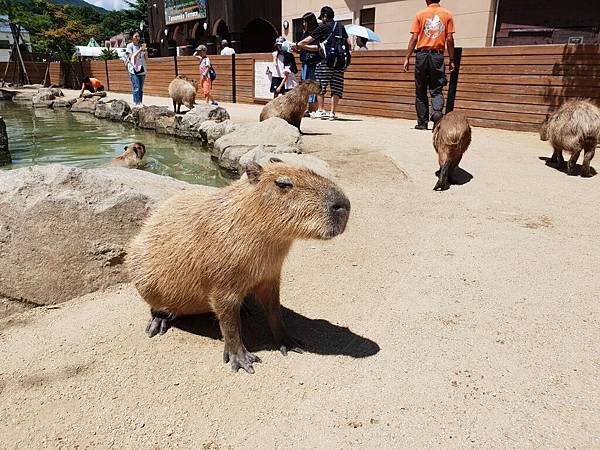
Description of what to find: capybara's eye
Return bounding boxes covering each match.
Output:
[274,177,293,189]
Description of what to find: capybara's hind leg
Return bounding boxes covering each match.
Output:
[550,149,565,166]
[217,300,261,374]
[567,150,581,175]
[581,146,595,177]
[434,163,451,191]
[254,279,304,356]
[146,309,175,337]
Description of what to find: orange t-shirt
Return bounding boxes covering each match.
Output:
[87,78,103,90]
[410,4,455,51]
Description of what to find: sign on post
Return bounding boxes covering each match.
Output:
[165,0,207,25]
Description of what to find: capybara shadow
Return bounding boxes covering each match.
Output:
[434,166,473,186]
[538,156,597,177]
[172,299,380,359]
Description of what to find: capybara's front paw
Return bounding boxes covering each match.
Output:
[223,348,262,374]
[278,335,305,356]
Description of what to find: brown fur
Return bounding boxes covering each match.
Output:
[127,161,351,373]
[105,142,146,168]
[259,80,321,130]
[540,99,600,177]
[432,111,472,191]
[168,75,198,114]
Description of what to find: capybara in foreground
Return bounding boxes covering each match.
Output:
[105,142,146,168]
[168,75,198,113]
[259,80,321,131]
[127,161,351,373]
[432,111,472,191]
[540,99,600,177]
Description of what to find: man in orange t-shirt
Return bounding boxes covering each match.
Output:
[79,77,105,97]
[403,0,455,130]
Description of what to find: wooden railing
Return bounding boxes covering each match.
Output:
[3,44,599,132]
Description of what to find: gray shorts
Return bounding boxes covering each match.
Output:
[315,63,345,98]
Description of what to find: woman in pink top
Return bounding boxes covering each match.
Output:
[193,45,217,105]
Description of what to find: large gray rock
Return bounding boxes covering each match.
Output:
[51,99,72,108]
[136,105,176,131]
[177,104,230,138]
[0,117,9,166]
[239,146,332,179]
[70,98,98,113]
[94,99,131,121]
[200,119,236,146]
[0,165,215,307]
[213,118,302,173]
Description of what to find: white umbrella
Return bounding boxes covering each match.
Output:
[344,24,381,42]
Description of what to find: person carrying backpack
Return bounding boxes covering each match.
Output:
[193,44,218,105]
[297,6,351,120]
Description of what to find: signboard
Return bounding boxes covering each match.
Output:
[254,61,273,100]
[165,0,207,25]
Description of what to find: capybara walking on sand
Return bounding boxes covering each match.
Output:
[168,75,198,113]
[432,111,472,191]
[127,161,351,373]
[105,142,146,168]
[259,80,321,131]
[540,99,600,177]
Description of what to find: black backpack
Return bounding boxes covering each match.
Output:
[319,22,351,70]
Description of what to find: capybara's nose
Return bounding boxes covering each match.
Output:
[328,190,351,220]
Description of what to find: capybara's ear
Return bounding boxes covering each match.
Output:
[124,146,128,150]
[246,162,263,184]
[269,157,283,164]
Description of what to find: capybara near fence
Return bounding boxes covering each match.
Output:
[259,80,321,131]
[540,99,600,177]
[432,111,472,191]
[127,161,351,374]
[168,75,198,114]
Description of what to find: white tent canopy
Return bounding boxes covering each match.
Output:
[74,46,127,58]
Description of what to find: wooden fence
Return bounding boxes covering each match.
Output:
[4,44,600,132]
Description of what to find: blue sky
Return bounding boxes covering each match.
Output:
[86,0,129,10]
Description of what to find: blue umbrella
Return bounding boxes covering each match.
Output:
[344,24,381,42]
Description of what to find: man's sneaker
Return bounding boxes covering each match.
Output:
[414,124,428,130]
[312,110,328,119]
[328,112,337,121]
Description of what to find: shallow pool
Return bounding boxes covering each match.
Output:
[0,99,229,187]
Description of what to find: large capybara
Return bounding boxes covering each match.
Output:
[540,99,600,177]
[105,142,146,168]
[259,80,321,131]
[127,161,351,373]
[168,75,198,113]
[432,111,472,191]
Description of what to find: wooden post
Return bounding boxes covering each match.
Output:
[445,47,462,114]
[174,53,178,76]
[11,24,30,85]
[104,59,110,91]
[231,53,236,103]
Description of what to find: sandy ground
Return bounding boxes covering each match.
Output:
[1,90,599,449]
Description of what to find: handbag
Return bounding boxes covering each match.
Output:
[209,66,217,81]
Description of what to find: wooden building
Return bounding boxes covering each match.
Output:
[147,0,282,56]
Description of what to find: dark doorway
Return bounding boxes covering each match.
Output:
[215,19,231,43]
[241,18,278,53]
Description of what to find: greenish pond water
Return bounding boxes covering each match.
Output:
[0,100,229,187]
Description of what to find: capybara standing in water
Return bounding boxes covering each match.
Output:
[168,75,198,113]
[105,142,146,168]
[540,99,600,177]
[432,111,472,191]
[127,161,351,373]
[259,80,321,131]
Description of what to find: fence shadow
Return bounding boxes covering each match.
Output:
[543,44,600,110]
[173,297,380,358]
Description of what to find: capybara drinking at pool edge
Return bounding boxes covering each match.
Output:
[540,99,600,177]
[127,160,351,374]
[432,111,472,191]
[259,80,321,131]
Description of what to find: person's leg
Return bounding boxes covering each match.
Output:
[429,53,447,124]
[138,74,145,105]
[306,65,318,112]
[329,70,345,116]
[315,63,329,115]
[414,52,430,129]
[129,73,140,104]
